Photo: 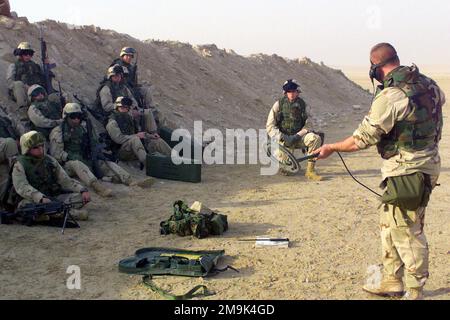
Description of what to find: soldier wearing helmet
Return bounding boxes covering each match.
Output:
[11,131,91,220]
[6,42,47,122]
[93,65,138,125]
[109,46,161,126]
[27,84,63,140]
[266,79,323,180]
[106,96,171,170]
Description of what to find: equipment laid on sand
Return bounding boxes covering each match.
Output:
[239,237,290,248]
[160,200,228,239]
[264,140,319,174]
[0,201,81,234]
[146,153,201,183]
[119,247,238,300]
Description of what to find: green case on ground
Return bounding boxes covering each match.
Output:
[146,153,202,183]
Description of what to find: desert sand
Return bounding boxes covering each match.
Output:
[0,17,448,300]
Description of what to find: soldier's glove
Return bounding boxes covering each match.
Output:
[282,134,302,148]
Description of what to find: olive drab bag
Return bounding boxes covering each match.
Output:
[380,172,433,211]
[160,201,228,239]
[118,248,237,300]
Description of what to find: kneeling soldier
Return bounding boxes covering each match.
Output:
[12,131,90,220]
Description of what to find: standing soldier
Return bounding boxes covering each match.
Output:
[313,43,445,300]
[110,47,160,124]
[6,42,46,122]
[27,85,63,140]
[266,79,323,180]
[12,131,91,221]
[106,97,171,169]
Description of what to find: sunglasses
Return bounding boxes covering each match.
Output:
[21,50,34,57]
[68,113,83,119]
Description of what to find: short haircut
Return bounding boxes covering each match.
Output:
[370,43,400,66]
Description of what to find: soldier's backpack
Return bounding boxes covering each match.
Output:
[118,247,237,300]
[160,201,228,239]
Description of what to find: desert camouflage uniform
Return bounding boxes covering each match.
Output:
[12,154,87,208]
[266,96,322,156]
[353,65,446,290]
[6,60,45,121]
[99,81,138,117]
[28,97,63,140]
[106,111,171,164]
[49,124,132,185]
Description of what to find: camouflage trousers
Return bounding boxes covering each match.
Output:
[118,136,172,164]
[276,132,322,162]
[380,175,439,289]
[11,81,29,121]
[64,160,131,186]
[18,193,84,209]
[0,137,18,164]
[133,86,160,122]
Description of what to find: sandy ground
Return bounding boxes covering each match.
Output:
[0,75,448,300]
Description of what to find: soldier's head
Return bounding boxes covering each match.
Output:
[108,65,124,83]
[370,43,401,83]
[27,85,47,102]
[63,103,83,127]
[20,131,45,158]
[283,79,301,101]
[14,42,35,62]
[115,96,133,113]
[120,47,136,64]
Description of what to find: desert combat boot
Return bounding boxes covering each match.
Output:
[305,161,323,181]
[403,287,424,300]
[363,276,405,298]
[90,180,113,198]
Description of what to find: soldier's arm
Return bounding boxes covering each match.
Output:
[106,119,135,145]
[352,87,409,149]
[51,156,86,193]
[266,101,283,141]
[127,87,139,108]
[6,63,16,89]
[49,126,69,163]
[99,86,115,113]
[12,161,46,203]
[9,116,26,137]
[28,105,62,128]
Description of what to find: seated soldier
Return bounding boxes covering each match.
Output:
[106,97,171,169]
[93,65,138,125]
[12,131,90,221]
[50,103,153,192]
[110,47,160,124]
[27,85,63,141]
[0,110,23,206]
[266,79,323,180]
[6,42,46,122]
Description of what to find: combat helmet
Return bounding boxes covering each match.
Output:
[20,131,45,155]
[27,85,47,100]
[283,79,301,93]
[14,42,35,57]
[115,96,133,110]
[120,47,136,57]
[107,64,124,78]
[62,103,83,119]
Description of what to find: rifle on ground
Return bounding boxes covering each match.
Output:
[1,201,83,234]
[39,28,57,94]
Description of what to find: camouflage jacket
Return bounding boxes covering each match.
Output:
[12,154,86,203]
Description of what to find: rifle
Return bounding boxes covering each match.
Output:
[39,28,57,94]
[10,201,83,234]
[57,81,67,108]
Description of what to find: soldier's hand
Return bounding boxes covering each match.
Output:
[297,129,309,137]
[137,132,146,139]
[312,144,335,160]
[148,133,160,140]
[81,192,91,204]
[40,197,52,204]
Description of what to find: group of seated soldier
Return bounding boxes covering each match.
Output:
[0,42,173,221]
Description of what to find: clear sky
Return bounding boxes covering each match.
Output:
[10,0,450,69]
